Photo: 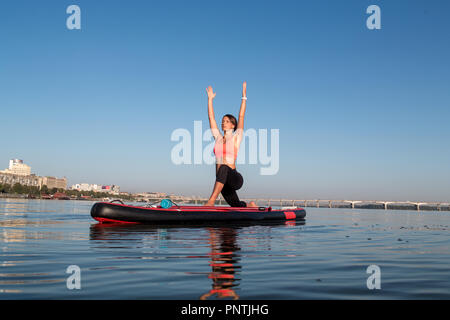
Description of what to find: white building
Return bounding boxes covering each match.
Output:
[1,159,31,176]
[0,159,66,189]
[70,183,93,192]
[70,183,120,195]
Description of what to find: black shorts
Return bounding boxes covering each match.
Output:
[216,165,247,207]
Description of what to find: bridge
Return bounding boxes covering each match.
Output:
[128,196,450,212]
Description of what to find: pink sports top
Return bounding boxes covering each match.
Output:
[213,136,239,162]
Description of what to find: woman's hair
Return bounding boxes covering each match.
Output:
[223,114,237,132]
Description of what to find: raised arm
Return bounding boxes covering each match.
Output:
[236,81,247,135]
[206,86,221,139]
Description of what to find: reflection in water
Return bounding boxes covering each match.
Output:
[89,223,162,242]
[89,220,304,300]
[0,219,65,243]
[200,228,241,300]
[0,199,84,245]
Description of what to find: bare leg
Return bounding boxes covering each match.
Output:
[248,201,257,207]
[204,181,225,206]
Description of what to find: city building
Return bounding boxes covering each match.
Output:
[41,176,67,190]
[70,183,120,195]
[1,159,31,176]
[0,159,66,190]
[0,172,42,188]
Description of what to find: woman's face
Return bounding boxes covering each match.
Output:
[221,116,235,132]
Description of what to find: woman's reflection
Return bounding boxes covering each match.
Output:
[200,227,241,300]
[89,220,303,300]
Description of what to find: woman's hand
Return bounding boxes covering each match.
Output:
[242,81,247,97]
[206,86,216,100]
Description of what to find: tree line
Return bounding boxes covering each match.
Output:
[0,183,134,200]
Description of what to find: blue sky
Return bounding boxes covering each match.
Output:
[1,0,449,201]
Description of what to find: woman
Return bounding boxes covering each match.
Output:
[204,81,257,207]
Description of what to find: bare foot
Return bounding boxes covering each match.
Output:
[248,201,258,207]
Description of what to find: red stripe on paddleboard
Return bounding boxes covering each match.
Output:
[94,217,139,224]
[284,211,296,220]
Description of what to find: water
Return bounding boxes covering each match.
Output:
[0,199,449,299]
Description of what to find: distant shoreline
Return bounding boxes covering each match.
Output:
[0,193,136,201]
[0,193,110,201]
